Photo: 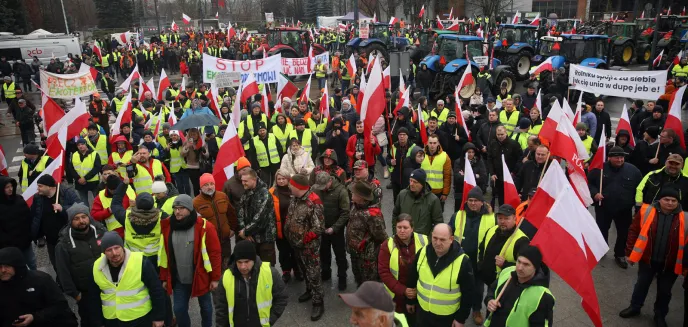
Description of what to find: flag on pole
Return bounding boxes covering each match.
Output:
[502,154,521,208]
[299,74,312,105]
[416,103,428,144]
[436,16,445,30]
[418,5,425,17]
[529,13,541,26]
[382,66,391,89]
[665,85,686,150]
[357,73,367,114]
[92,43,103,62]
[0,145,8,176]
[45,121,68,160]
[241,73,259,103]
[119,64,140,91]
[373,13,378,23]
[653,49,664,67]
[171,21,179,31]
[616,104,636,147]
[389,16,399,26]
[359,57,387,163]
[22,152,65,206]
[448,7,454,20]
[529,57,554,75]
[453,87,472,141]
[227,20,237,39]
[459,152,477,210]
[320,84,330,119]
[157,69,170,101]
[111,92,133,137]
[550,112,593,205]
[215,11,219,19]
[512,11,521,24]
[182,13,192,24]
[346,53,357,78]
[588,127,606,171]
[212,120,245,190]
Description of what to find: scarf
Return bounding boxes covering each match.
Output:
[170,211,197,230]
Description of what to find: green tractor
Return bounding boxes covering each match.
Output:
[635,15,688,61]
[605,22,639,65]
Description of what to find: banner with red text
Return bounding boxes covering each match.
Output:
[282,52,330,76]
[40,70,98,99]
[203,53,282,84]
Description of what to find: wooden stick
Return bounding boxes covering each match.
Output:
[654,142,661,159]
[487,275,513,317]
[598,167,603,206]
[54,183,61,213]
[537,152,551,185]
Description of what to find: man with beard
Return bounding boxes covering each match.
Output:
[193,174,237,269]
[514,145,551,201]
[54,204,107,327]
[638,104,665,138]
[237,169,277,265]
[478,204,529,288]
[0,247,78,327]
[247,122,284,185]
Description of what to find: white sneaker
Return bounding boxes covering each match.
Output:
[384,170,390,179]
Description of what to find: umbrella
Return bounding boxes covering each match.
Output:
[171,113,221,131]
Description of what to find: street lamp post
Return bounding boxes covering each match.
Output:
[59,0,70,34]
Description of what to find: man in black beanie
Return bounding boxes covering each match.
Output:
[392,168,443,236]
[386,126,413,198]
[484,245,554,327]
[215,240,289,327]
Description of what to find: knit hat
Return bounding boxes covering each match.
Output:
[255,121,267,131]
[397,127,409,135]
[467,186,484,202]
[23,144,40,155]
[100,231,124,252]
[518,245,543,268]
[152,181,167,194]
[37,174,56,187]
[518,118,531,130]
[645,126,660,139]
[67,203,90,221]
[199,173,215,187]
[575,122,588,131]
[236,157,251,172]
[409,169,427,185]
[657,185,680,200]
[653,105,664,113]
[290,173,310,190]
[76,138,87,145]
[135,193,155,210]
[607,146,626,157]
[106,175,121,191]
[486,96,496,103]
[234,240,257,261]
[172,194,194,211]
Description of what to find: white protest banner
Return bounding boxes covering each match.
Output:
[359,27,369,39]
[40,70,98,99]
[214,72,243,87]
[569,64,666,99]
[282,52,330,75]
[203,53,282,84]
[265,12,274,23]
[473,56,489,68]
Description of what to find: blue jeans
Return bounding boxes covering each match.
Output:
[173,282,213,327]
[318,77,326,90]
[173,170,191,196]
[21,245,36,270]
[377,145,387,167]
[629,261,679,317]
[420,87,429,98]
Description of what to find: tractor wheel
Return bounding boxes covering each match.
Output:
[505,50,532,80]
[362,43,389,63]
[493,70,516,96]
[637,45,651,64]
[613,43,634,66]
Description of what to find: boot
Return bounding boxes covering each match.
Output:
[619,306,641,318]
[653,314,668,327]
[338,277,347,291]
[298,290,312,303]
[311,302,324,321]
[321,270,331,281]
[615,256,629,269]
[281,271,291,284]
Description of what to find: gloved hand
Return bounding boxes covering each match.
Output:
[303,232,318,244]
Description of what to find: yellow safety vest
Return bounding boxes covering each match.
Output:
[581,136,594,162]
[482,225,528,273]
[385,233,427,297]
[158,217,213,272]
[528,123,542,136]
[416,246,465,315]
[20,156,50,193]
[316,64,327,78]
[499,110,520,134]
[98,187,137,231]
[484,266,555,327]
[86,135,109,165]
[168,89,180,98]
[124,210,162,256]
[133,160,165,195]
[288,129,313,155]
[222,262,273,326]
[101,54,110,68]
[111,150,133,177]
[430,108,449,126]
[272,124,294,149]
[253,134,281,167]
[3,83,16,99]
[72,151,100,182]
[113,97,125,113]
[157,134,168,149]
[169,147,187,173]
[159,196,177,217]
[421,152,448,190]
[307,118,328,144]
[92,251,152,321]
[510,132,529,150]
[239,115,269,149]
[452,211,496,246]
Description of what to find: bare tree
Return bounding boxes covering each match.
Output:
[464,0,513,18]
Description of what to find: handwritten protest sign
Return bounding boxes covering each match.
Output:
[568,64,666,99]
[213,72,242,87]
[203,53,282,84]
[40,70,98,99]
[282,52,330,75]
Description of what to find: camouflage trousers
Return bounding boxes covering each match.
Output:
[350,252,379,286]
[296,245,324,304]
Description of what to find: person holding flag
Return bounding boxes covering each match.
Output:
[452,143,488,212]
[18,144,53,193]
[487,126,523,208]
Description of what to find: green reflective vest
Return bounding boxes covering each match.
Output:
[86,134,109,165]
[111,150,133,178]
[99,187,137,231]
[272,124,294,149]
[288,129,313,155]
[223,262,273,326]
[253,134,281,167]
[416,246,465,315]
[385,233,427,297]
[581,136,594,163]
[3,83,16,99]
[499,110,520,134]
[484,266,554,327]
[72,151,100,182]
[133,160,165,195]
[510,132,529,150]
[452,211,496,246]
[92,251,152,321]
[430,108,450,126]
[482,225,528,273]
[124,210,162,256]
[169,147,187,173]
[307,118,328,144]
[113,97,125,113]
[20,156,50,193]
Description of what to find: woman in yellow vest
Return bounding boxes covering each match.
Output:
[109,135,134,179]
[272,113,294,150]
[167,130,191,196]
[528,107,543,136]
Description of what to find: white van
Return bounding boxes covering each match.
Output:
[0,33,81,65]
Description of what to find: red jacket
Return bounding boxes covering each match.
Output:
[91,189,131,238]
[626,205,685,273]
[345,134,381,170]
[159,217,222,297]
[378,235,419,313]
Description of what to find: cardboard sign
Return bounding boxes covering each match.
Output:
[40,70,98,99]
[203,53,282,84]
[473,56,489,67]
[568,64,666,99]
[359,22,369,39]
[265,13,274,23]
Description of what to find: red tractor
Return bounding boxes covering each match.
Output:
[254,27,326,58]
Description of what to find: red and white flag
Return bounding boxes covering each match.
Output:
[393,84,410,114]
[357,72,367,113]
[502,154,521,208]
[227,20,237,39]
[212,120,245,190]
[447,19,460,31]
[616,104,636,147]
[448,7,454,20]
[168,109,178,127]
[573,92,584,126]
[111,92,133,137]
[398,68,406,93]
[382,65,391,89]
[457,64,475,94]
[562,98,576,123]
[550,112,593,205]
[92,42,103,62]
[436,16,444,30]
[530,183,608,327]
[241,73,259,103]
[171,21,179,31]
[640,10,645,19]
[459,152,477,210]
[157,69,170,101]
[389,16,399,26]
[529,13,541,26]
[144,77,156,103]
[539,100,563,143]
[45,121,68,159]
[260,84,270,118]
[153,109,164,136]
[0,145,8,176]
[453,86,472,141]
[276,73,298,112]
[570,20,577,33]
[299,74,312,105]
[306,46,314,73]
[22,151,65,207]
[418,5,425,17]
[346,53,357,77]
[532,88,542,113]
[673,49,684,65]
[78,62,99,81]
[653,49,664,67]
[319,84,329,119]
[119,64,140,91]
[207,84,221,118]
[416,103,428,144]
[588,127,606,171]
[665,85,686,150]
[529,57,554,75]
[46,97,89,146]
[359,58,387,163]
[215,11,219,19]
[373,13,378,23]
[683,6,686,15]
[511,11,520,24]
[43,93,66,137]
[668,7,672,15]
[182,13,192,24]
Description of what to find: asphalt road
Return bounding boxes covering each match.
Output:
[0,64,685,326]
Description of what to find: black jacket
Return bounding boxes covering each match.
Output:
[629,107,649,139]
[484,267,554,327]
[476,120,503,151]
[30,185,82,244]
[515,160,552,201]
[439,122,468,162]
[453,148,488,199]
[55,222,107,298]
[390,116,418,145]
[629,139,657,175]
[487,138,523,178]
[638,115,665,138]
[0,248,78,327]
[478,227,529,285]
[405,241,475,326]
[637,167,688,208]
[0,177,32,249]
[386,141,415,187]
[324,120,350,170]
[588,161,642,210]
[401,146,424,190]
[650,139,687,172]
[416,66,433,88]
[593,109,612,144]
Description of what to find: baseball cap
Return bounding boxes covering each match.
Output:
[339,281,394,313]
[496,204,516,216]
[311,172,333,191]
[667,153,683,164]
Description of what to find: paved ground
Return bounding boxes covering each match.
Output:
[0,64,685,326]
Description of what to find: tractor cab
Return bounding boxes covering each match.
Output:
[555,19,581,33]
[370,23,392,45]
[265,28,321,57]
[536,34,609,68]
[493,24,539,79]
[496,24,539,49]
[410,29,454,64]
[606,23,638,39]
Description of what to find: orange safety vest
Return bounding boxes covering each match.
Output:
[515,201,528,225]
[629,204,686,275]
[269,187,283,239]
[342,120,350,132]
[332,57,340,72]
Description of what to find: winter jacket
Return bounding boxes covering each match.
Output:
[67,148,102,188]
[630,107,649,139]
[54,222,107,298]
[439,122,468,162]
[401,146,424,190]
[284,189,324,250]
[478,227,530,285]
[476,120,503,151]
[651,139,687,171]
[638,115,665,138]
[416,65,433,89]
[629,139,657,175]
[580,111,597,136]
[521,91,538,110]
[214,257,288,327]
[635,167,688,208]
[593,109,612,144]
[392,184,443,236]
[453,153,488,200]
[159,216,222,296]
[30,186,83,243]
[346,133,382,169]
[324,122,351,169]
[0,248,78,327]
[609,129,634,157]
[386,140,415,187]
[223,174,245,210]
[279,147,315,177]
[626,203,686,273]
[346,202,387,259]
[378,233,424,312]
[313,178,350,233]
[484,266,554,327]
[237,178,276,243]
[0,177,32,249]
[193,191,238,242]
[487,138,523,178]
[311,150,347,183]
[588,161,642,210]
[515,160,552,201]
[90,187,133,238]
[423,145,452,196]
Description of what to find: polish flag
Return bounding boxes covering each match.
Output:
[512,11,520,24]
[447,19,460,31]
[530,184,608,327]
[168,110,178,127]
[459,152,477,210]
[231,79,243,124]
[389,16,399,26]
[588,127,606,171]
[640,10,645,19]
[532,88,542,113]
[653,49,664,67]
[276,73,298,112]
[119,64,140,91]
[367,52,377,72]
[448,7,454,20]
[0,145,8,176]
[539,99,563,143]
[306,46,314,73]
[373,13,378,23]
[570,20,577,34]
[382,65,391,89]
[22,151,65,207]
[78,62,99,81]
[393,84,410,114]
[43,94,66,137]
[683,6,686,16]
[45,121,68,159]
[359,58,387,163]
[299,74,312,105]
[92,42,103,62]
[46,97,90,146]
[550,112,593,205]
[562,98,576,123]
[457,64,475,94]
[260,84,270,118]
[227,20,237,39]
[665,85,686,150]
[668,7,672,15]
[178,76,187,100]
[346,53,357,77]
[416,103,428,144]
[357,72,367,113]
[529,57,554,75]
[182,13,191,24]
[116,32,131,45]
[436,16,444,30]
[111,92,133,137]
[525,159,569,228]
[212,120,245,190]
[215,11,219,19]
[157,69,170,101]
[418,5,425,17]
[615,104,635,147]
[143,77,156,103]
[338,23,347,31]
[573,91,584,126]
[502,154,521,208]
[673,49,684,65]
[454,86,472,141]
[398,68,406,93]
[171,21,179,31]
[320,84,330,119]
[529,13,541,26]
[207,85,221,118]
[241,72,259,103]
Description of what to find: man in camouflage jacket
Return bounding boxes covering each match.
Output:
[237,168,277,264]
[346,180,388,286]
[285,174,326,321]
[346,160,383,207]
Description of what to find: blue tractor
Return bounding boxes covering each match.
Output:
[492,24,540,80]
[420,34,516,99]
[346,23,410,62]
